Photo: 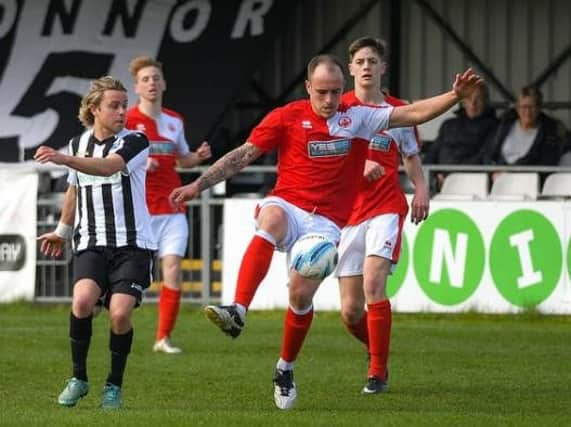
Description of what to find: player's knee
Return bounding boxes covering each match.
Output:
[72,298,96,318]
[340,304,364,325]
[108,309,132,334]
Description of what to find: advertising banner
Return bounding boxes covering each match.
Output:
[222,199,571,314]
[0,170,38,302]
[0,0,292,161]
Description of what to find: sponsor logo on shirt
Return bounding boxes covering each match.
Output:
[338,116,352,128]
[301,120,312,129]
[308,139,351,157]
[370,134,392,152]
[149,141,176,155]
[77,171,122,186]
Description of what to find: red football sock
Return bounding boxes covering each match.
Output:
[156,285,181,341]
[280,307,314,363]
[367,299,392,380]
[234,235,275,308]
[342,312,369,347]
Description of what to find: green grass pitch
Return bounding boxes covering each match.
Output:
[0,303,570,426]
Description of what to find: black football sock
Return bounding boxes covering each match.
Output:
[69,312,93,382]
[106,328,133,387]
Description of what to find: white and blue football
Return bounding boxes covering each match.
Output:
[289,233,338,280]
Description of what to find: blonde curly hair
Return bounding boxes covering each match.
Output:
[77,76,127,128]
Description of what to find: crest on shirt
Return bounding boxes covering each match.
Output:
[136,123,146,133]
[301,120,312,129]
[370,134,392,152]
[338,116,352,128]
[168,123,176,133]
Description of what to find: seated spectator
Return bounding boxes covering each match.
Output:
[423,83,498,188]
[483,86,566,167]
[558,130,571,166]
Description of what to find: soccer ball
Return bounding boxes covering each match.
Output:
[289,233,338,280]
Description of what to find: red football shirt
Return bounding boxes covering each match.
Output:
[341,91,420,225]
[247,99,393,227]
[126,106,190,214]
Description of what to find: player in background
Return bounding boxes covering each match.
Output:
[337,37,430,395]
[126,56,211,354]
[35,76,155,409]
[169,54,481,410]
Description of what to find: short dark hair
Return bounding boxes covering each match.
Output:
[519,85,543,107]
[348,37,386,61]
[306,54,345,80]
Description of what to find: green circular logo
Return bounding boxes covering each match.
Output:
[490,210,561,307]
[387,233,408,297]
[413,209,485,305]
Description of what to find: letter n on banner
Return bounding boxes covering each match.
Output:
[0,170,38,302]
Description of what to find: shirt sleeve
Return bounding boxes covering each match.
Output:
[175,122,190,157]
[247,107,284,152]
[66,138,77,185]
[353,105,394,141]
[115,132,149,173]
[394,126,420,156]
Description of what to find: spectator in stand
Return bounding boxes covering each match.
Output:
[423,82,498,189]
[483,86,566,168]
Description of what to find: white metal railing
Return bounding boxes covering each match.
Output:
[30,162,571,303]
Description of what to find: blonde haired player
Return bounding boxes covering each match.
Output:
[126,56,211,354]
[35,76,155,409]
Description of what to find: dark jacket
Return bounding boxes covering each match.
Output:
[483,109,566,165]
[424,107,498,165]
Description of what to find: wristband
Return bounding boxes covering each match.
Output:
[54,222,73,240]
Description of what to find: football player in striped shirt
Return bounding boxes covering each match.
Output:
[35,76,156,409]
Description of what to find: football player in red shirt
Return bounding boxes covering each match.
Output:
[337,37,430,395]
[126,56,211,354]
[170,54,480,409]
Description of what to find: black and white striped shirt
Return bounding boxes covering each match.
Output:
[67,128,156,252]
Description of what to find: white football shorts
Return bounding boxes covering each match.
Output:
[335,213,404,277]
[150,213,189,258]
[256,196,340,253]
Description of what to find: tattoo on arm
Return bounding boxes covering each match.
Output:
[197,143,261,192]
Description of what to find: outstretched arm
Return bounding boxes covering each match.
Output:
[169,142,263,205]
[34,146,126,177]
[390,68,482,128]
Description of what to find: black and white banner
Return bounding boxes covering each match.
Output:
[0,170,37,302]
[0,0,292,162]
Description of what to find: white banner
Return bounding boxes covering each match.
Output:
[0,170,37,302]
[222,198,571,314]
